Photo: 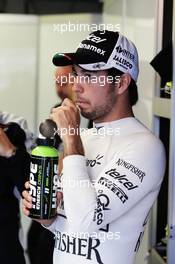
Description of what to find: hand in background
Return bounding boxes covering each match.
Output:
[0,128,16,158]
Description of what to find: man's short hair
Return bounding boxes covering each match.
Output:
[107,68,138,106]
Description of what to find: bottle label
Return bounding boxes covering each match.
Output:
[29,155,58,219]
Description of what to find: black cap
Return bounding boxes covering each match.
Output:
[52,30,139,81]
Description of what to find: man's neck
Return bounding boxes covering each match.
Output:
[94,104,134,124]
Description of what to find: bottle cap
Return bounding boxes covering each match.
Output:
[39,119,57,138]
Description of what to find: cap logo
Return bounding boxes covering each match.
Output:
[116,45,135,61]
[79,43,106,56]
[92,63,106,69]
[113,55,133,70]
[86,34,107,44]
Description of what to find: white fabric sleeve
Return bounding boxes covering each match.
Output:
[42,217,59,234]
[61,137,166,234]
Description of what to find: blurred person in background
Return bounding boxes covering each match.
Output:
[0,112,31,264]
[0,111,34,150]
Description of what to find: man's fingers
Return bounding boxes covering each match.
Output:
[75,104,81,114]
[61,98,75,107]
[51,105,71,114]
[22,205,30,216]
[56,192,63,207]
[22,198,32,209]
[25,181,30,189]
[57,191,63,200]
[22,190,32,201]
[51,106,61,114]
[22,181,32,216]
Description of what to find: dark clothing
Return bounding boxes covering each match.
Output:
[150,41,172,87]
[28,222,54,264]
[0,122,30,264]
[0,225,26,264]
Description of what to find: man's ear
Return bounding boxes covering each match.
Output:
[116,73,131,95]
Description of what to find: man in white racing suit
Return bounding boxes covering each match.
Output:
[22,30,166,264]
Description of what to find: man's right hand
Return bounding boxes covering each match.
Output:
[22,181,63,227]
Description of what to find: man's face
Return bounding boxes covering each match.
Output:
[73,65,117,122]
[54,66,74,101]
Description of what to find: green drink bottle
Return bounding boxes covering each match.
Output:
[29,137,59,219]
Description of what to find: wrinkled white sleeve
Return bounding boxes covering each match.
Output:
[56,137,166,234]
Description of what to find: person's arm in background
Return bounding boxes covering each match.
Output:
[0,125,30,194]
